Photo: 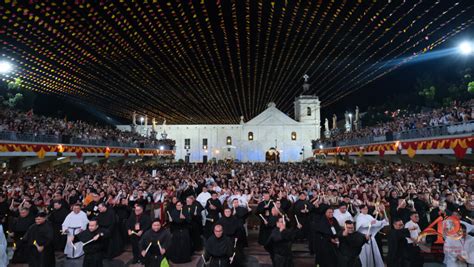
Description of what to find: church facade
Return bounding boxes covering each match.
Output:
[118,95,321,163]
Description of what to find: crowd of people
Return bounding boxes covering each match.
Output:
[323,99,474,144]
[0,108,161,147]
[0,161,472,266]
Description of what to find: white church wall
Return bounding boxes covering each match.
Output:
[116,96,321,163]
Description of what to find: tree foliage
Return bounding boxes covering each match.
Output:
[0,78,36,110]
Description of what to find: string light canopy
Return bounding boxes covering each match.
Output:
[1,0,473,124]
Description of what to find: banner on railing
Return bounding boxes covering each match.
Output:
[0,142,175,159]
[314,136,474,159]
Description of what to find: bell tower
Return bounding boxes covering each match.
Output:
[294,74,321,126]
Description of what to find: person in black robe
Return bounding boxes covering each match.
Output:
[394,198,411,223]
[96,203,122,259]
[84,193,100,219]
[139,219,172,267]
[314,207,341,267]
[309,198,329,256]
[256,192,275,245]
[10,207,35,263]
[23,212,55,267]
[413,192,430,229]
[264,217,302,267]
[293,192,313,241]
[387,218,410,267]
[49,200,69,251]
[217,207,242,266]
[167,201,192,264]
[336,220,368,267]
[126,204,151,264]
[445,193,459,214]
[458,197,474,226]
[184,196,204,251]
[231,198,250,247]
[114,198,131,246]
[276,192,292,214]
[48,192,70,213]
[204,191,223,239]
[203,224,233,267]
[0,194,9,231]
[70,218,108,267]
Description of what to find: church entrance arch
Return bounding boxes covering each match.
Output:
[265,147,280,162]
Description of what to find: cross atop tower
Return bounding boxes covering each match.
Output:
[303,74,309,83]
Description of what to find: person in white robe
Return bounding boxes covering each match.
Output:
[62,204,89,259]
[196,187,211,207]
[333,202,354,227]
[0,225,8,267]
[356,204,389,267]
[443,224,474,267]
[197,187,212,225]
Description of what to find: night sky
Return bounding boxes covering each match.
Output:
[1,1,473,125]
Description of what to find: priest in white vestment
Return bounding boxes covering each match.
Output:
[62,204,89,259]
[333,202,354,227]
[443,224,474,267]
[0,225,8,266]
[356,204,389,267]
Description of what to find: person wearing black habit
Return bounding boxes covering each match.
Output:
[84,192,100,219]
[217,207,242,266]
[97,202,122,259]
[167,201,193,264]
[10,207,35,263]
[258,206,280,247]
[231,198,250,247]
[336,220,369,267]
[293,192,313,241]
[308,193,329,256]
[126,204,151,264]
[203,224,234,267]
[204,191,223,239]
[314,207,341,267]
[69,218,107,267]
[114,197,131,246]
[49,200,69,251]
[264,216,302,267]
[387,217,412,267]
[184,195,204,252]
[140,219,172,267]
[256,192,275,245]
[23,212,55,267]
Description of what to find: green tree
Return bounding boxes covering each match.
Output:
[468,81,474,94]
[0,78,36,110]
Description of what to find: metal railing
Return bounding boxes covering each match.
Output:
[0,130,166,149]
[0,131,60,143]
[321,120,474,148]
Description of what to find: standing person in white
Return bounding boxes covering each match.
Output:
[356,204,389,267]
[404,211,423,267]
[443,224,474,267]
[62,203,89,259]
[0,225,8,267]
[334,202,354,227]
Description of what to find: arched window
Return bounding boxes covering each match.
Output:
[307,107,312,116]
[226,136,232,145]
[248,132,254,141]
[291,132,297,140]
